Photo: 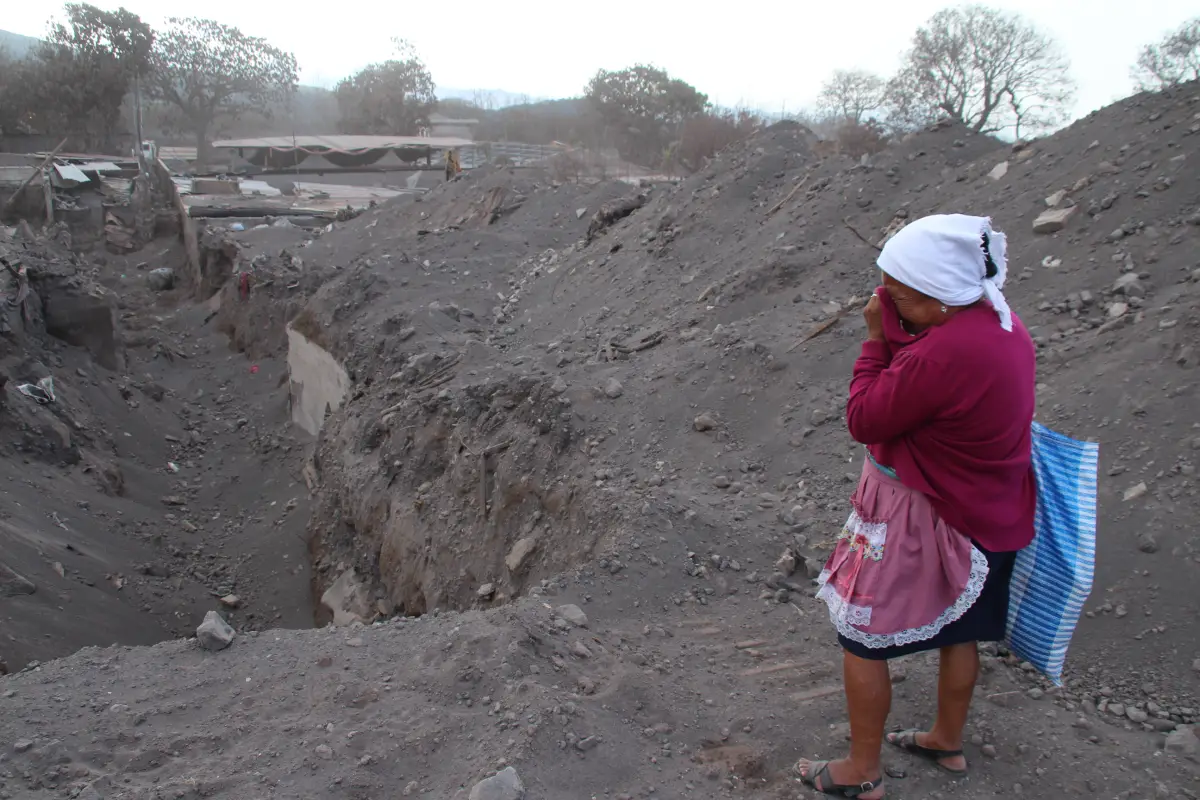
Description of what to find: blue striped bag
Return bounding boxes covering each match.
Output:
[1005,422,1099,686]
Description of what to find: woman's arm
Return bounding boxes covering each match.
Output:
[846,345,946,445]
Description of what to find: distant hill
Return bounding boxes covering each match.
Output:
[0,29,40,58]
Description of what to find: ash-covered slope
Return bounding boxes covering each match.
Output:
[4,84,1200,800]
[302,83,1200,699]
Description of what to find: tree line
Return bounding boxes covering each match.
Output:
[586,7,1199,169]
[0,3,1195,171]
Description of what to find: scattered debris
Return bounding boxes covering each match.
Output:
[16,377,55,404]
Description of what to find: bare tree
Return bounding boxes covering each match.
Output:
[1132,17,1200,90]
[471,89,497,111]
[885,5,1075,138]
[817,69,885,124]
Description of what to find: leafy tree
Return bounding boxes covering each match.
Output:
[0,47,27,135]
[18,4,153,150]
[817,69,886,124]
[585,64,708,165]
[885,5,1075,138]
[149,17,298,163]
[1132,17,1200,90]
[335,39,436,135]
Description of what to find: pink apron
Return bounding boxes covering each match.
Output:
[816,457,989,649]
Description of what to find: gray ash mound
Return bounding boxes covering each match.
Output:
[2,85,1200,800]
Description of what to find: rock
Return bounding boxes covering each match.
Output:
[693,413,717,432]
[219,594,242,609]
[13,739,33,753]
[1127,707,1149,724]
[1033,207,1074,234]
[320,568,373,626]
[713,475,732,489]
[555,604,589,628]
[982,744,998,758]
[1107,302,1128,319]
[576,208,587,219]
[477,583,496,599]
[1123,482,1148,502]
[469,767,525,800]
[505,537,538,573]
[1113,273,1145,298]
[1044,189,1068,208]
[549,376,567,395]
[989,162,1009,180]
[315,744,333,760]
[1165,726,1199,761]
[1137,532,1159,554]
[196,610,235,651]
[0,562,36,597]
[603,378,624,399]
[1109,703,1126,717]
[146,267,175,291]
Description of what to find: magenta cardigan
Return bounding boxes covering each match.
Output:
[846,288,1037,553]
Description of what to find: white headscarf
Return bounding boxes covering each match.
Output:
[877,213,1013,332]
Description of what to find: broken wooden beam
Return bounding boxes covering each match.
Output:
[1,138,68,220]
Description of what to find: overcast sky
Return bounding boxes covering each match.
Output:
[6,0,1196,119]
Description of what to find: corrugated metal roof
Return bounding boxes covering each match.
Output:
[53,163,90,184]
[212,135,474,150]
[292,182,405,201]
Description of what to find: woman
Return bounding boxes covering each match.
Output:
[796,214,1037,798]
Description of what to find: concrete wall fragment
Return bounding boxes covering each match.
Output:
[286,324,349,436]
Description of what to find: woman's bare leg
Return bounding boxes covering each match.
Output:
[795,650,889,797]
[910,642,977,771]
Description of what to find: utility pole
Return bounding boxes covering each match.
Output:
[133,72,146,173]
